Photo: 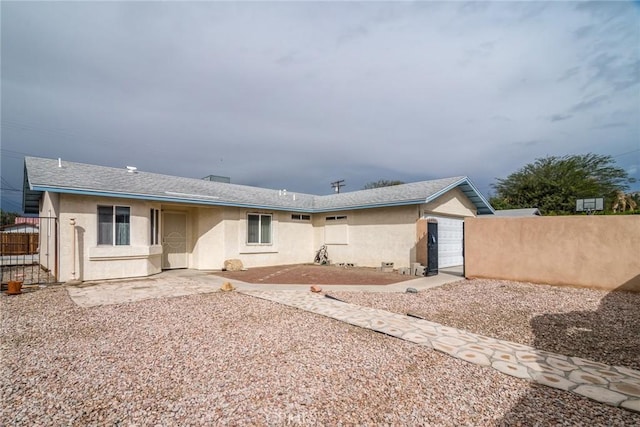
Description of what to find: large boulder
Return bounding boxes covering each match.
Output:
[223,259,244,271]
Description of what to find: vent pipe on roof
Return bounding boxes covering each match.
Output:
[58,158,62,168]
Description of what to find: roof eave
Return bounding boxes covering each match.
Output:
[23,163,41,215]
[425,177,495,215]
[30,185,315,213]
[313,199,426,213]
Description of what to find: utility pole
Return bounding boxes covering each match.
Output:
[331,179,345,193]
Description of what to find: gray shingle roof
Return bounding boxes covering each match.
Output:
[23,156,494,215]
[313,177,466,211]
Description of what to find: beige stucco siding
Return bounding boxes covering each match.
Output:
[316,206,420,268]
[271,213,315,265]
[177,207,316,270]
[58,194,162,281]
[422,187,477,217]
[190,206,225,270]
[227,210,315,268]
[38,192,60,277]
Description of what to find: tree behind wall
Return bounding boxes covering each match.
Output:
[363,180,405,190]
[490,154,634,215]
[0,210,20,226]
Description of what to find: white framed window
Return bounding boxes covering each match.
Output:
[98,205,130,245]
[247,213,272,244]
[150,208,160,245]
[326,215,347,221]
[291,214,311,221]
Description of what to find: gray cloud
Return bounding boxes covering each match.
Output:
[549,114,572,122]
[491,115,512,123]
[2,1,639,212]
[569,95,609,113]
[590,122,628,130]
[513,140,545,148]
[574,25,594,39]
[588,53,640,92]
[276,51,305,66]
[336,25,369,46]
[557,66,580,82]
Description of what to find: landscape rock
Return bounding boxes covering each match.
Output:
[220,282,235,292]
[223,259,244,271]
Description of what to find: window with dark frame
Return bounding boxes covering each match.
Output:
[98,205,130,245]
[247,213,272,244]
[291,214,311,221]
[150,209,160,245]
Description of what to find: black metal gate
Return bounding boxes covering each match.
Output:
[426,219,438,276]
[1,216,59,287]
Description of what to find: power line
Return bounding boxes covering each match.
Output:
[1,199,23,212]
[0,148,34,156]
[612,148,640,158]
[0,152,29,160]
[1,119,76,140]
[1,177,20,191]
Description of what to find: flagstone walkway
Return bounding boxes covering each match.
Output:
[241,290,640,413]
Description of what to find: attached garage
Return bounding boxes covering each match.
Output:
[425,215,464,268]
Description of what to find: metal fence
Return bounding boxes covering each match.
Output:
[1,217,59,286]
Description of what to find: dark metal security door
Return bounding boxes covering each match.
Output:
[426,220,438,276]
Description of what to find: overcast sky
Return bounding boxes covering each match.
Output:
[2,1,639,213]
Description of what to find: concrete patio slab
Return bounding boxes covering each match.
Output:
[66,272,229,308]
[66,267,464,307]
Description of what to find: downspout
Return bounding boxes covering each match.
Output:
[66,218,81,285]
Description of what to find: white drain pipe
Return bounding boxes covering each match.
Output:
[66,218,81,285]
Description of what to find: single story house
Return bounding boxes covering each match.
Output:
[23,156,494,282]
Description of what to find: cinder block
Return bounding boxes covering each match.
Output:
[411,262,425,276]
[398,267,410,275]
[379,262,394,273]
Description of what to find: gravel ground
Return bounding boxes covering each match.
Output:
[332,279,640,371]
[2,285,639,426]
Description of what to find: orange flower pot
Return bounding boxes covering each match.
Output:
[7,281,23,295]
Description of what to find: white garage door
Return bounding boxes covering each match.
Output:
[427,216,464,268]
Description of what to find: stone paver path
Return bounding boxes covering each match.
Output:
[242,290,640,413]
